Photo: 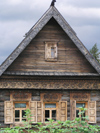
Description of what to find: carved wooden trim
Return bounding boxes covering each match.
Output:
[70,92,90,101]
[41,93,62,101]
[0,80,99,89]
[10,91,31,101]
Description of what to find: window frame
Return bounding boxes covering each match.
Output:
[76,101,88,119]
[44,102,58,122]
[13,101,29,123]
[45,43,57,61]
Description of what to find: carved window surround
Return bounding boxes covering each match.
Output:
[10,91,31,101]
[41,93,62,102]
[45,42,57,61]
[70,92,90,101]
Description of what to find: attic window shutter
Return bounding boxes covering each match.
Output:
[4,101,13,124]
[45,43,51,59]
[88,101,96,123]
[30,101,43,123]
[45,43,57,60]
[70,100,76,120]
[54,44,57,58]
[59,101,67,121]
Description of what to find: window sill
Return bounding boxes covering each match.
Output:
[10,122,25,127]
[45,58,57,62]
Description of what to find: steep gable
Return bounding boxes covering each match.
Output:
[5,18,97,74]
[0,6,100,76]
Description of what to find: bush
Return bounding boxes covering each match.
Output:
[0,108,100,133]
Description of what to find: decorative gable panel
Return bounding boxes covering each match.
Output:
[4,18,97,74]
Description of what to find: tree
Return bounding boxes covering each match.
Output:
[89,43,100,63]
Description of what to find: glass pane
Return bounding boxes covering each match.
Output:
[52,110,56,117]
[76,110,79,117]
[22,110,26,117]
[45,110,49,121]
[51,47,55,58]
[15,103,26,108]
[15,110,19,118]
[52,110,56,121]
[81,112,85,121]
[22,119,26,121]
[76,103,85,108]
[45,103,56,108]
[15,119,20,122]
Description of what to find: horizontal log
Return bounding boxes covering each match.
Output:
[0,123,10,128]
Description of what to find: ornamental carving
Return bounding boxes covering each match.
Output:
[10,91,31,101]
[41,93,61,101]
[70,92,90,101]
[0,80,99,89]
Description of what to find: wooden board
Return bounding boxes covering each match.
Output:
[5,18,96,73]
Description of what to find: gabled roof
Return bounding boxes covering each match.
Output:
[0,6,100,76]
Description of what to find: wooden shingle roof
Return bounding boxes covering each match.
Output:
[0,6,100,76]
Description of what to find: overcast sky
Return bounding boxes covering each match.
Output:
[0,0,100,65]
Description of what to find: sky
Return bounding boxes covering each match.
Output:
[0,0,100,65]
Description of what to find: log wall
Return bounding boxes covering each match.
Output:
[0,89,100,128]
[0,90,10,128]
[91,91,100,126]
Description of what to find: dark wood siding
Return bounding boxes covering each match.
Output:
[6,18,97,73]
[0,89,100,127]
[0,90,10,128]
[91,91,100,126]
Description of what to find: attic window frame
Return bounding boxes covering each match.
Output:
[45,42,57,61]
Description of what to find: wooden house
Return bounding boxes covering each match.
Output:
[0,3,100,128]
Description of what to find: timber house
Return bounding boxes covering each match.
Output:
[0,2,100,128]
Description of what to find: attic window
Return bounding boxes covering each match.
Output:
[45,43,57,61]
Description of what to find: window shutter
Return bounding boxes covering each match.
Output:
[88,101,96,123]
[70,100,76,120]
[30,101,37,123]
[30,101,43,123]
[59,101,67,121]
[45,43,51,59]
[54,44,57,58]
[4,101,13,124]
[37,101,43,122]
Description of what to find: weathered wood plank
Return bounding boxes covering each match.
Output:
[5,18,96,73]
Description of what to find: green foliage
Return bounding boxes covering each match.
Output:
[89,43,100,63]
[0,108,100,133]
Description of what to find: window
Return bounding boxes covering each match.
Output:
[14,102,28,122]
[44,103,57,121]
[76,102,87,120]
[45,43,57,61]
[70,100,96,123]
